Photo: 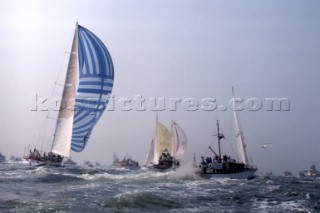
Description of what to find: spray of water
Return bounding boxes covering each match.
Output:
[169,161,198,179]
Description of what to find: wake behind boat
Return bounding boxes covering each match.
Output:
[197,89,257,179]
[25,23,114,167]
[144,116,187,171]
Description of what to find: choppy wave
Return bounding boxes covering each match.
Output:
[1,162,320,212]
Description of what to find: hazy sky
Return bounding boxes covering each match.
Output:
[1,0,319,175]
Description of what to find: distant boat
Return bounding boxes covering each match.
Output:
[25,23,114,166]
[63,158,77,166]
[0,152,5,163]
[144,116,187,171]
[84,160,94,168]
[197,88,257,179]
[262,143,272,149]
[300,165,320,178]
[10,155,22,162]
[8,155,28,164]
[113,153,140,170]
[283,170,292,177]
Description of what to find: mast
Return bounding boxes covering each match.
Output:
[216,120,223,158]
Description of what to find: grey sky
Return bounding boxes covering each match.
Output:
[1,0,319,175]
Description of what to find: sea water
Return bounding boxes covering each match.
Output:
[0,162,319,212]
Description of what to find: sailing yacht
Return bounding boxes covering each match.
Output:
[144,117,187,171]
[113,153,140,170]
[25,23,114,166]
[197,89,257,179]
[283,170,293,177]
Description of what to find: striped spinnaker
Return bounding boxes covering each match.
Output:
[71,25,114,152]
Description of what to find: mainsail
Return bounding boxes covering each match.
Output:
[51,23,114,157]
[232,88,250,165]
[171,121,187,160]
[153,122,173,164]
[51,27,78,157]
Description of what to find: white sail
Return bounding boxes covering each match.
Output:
[144,139,154,166]
[51,27,78,158]
[145,116,186,166]
[152,116,159,165]
[171,121,187,160]
[153,122,173,164]
[232,88,250,165]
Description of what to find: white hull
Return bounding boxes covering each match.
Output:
[198,170,256,179]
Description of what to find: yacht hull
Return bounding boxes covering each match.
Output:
[197,169,257,179]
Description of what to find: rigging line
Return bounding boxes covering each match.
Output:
[54,26,77,87]
[33,109,46,149]
[224,137,238,160]
[40,115,50,153]
[201,137,217,157]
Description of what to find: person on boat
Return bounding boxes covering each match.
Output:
[214,155,221,163]
[223,155,228,162]
[200,156,207,173]
[200,156,205,164]
[206,157,212,164]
